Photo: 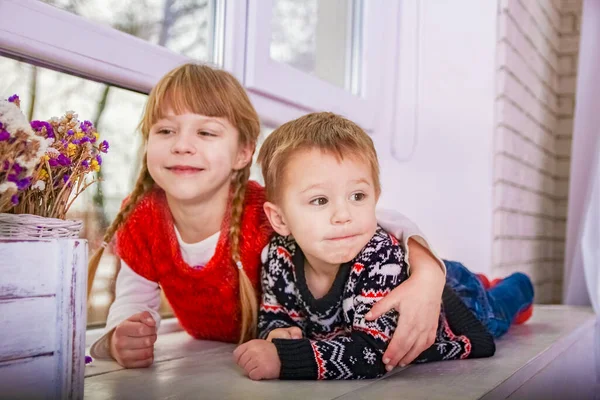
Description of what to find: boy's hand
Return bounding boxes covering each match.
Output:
[234,339,281,380]
[266,326,303,341]
[109,311,157,368]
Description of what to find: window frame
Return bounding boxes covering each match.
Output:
[0,0,219,92]
[243,0,401,132]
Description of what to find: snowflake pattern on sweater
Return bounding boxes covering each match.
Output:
[258,226,481,380]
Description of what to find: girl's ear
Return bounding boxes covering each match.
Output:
[233,144,254,171]
[263,202,291,236]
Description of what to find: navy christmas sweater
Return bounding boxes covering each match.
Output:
[258,227,495,380]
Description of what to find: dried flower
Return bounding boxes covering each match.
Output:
[31,120,55,139]
[1,94,109,218]
[0,96,50,212]
[8,94,20,106]
[99,140,109,153]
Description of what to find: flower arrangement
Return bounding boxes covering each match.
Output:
[0,94,109,221]
[0,95,49,212]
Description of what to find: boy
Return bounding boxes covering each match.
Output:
[233,112,534,380]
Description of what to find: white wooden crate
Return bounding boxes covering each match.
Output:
[0,239,87,400]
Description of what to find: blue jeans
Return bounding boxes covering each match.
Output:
[444,260,535,338]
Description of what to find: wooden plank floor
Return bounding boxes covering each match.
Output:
[84,306,598,400]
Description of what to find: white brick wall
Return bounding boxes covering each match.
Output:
[493,0,581,303]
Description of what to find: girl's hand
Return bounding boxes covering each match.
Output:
[266,327,303,341]
[109,311,158,368]
[234,339,281,380]
[366,238,445,370]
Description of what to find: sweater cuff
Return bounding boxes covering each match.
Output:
[89,328,115,360]
[442,286,496,358]
[272,339,317,380]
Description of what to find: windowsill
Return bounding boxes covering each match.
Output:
[85,317,183,348]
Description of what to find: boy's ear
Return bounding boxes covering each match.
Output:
[233,144,253,170]
[263,201,291,236]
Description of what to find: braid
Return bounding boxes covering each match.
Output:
[87,158,154,298]
[229,165,258,343]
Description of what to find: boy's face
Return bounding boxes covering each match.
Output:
[264,148,378,267]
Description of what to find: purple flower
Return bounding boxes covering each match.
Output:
[96,155,102,165]
[11,194,19,205]
[7,174,17,183]
[57,154,71,166]
[8,94,19,103]
[72,139,81,145]
[63,174,70,184]
[48,159,59,167]
[16,177,31,190]
[99,140,109,153]
[80,120,93,133]
[30,120,55,138]
[67,129,74,136]
[81,160,89,168]
[80,136,89,143]
[0,130,9,141]
[12,164,22,175]
[2,161,9,171]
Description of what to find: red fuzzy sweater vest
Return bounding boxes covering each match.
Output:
[115,181,273,343]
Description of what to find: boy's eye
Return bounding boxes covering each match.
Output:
[309,197,328,206]
[350,192,366,201]
[198,130,216,137]
[157,129,173,135]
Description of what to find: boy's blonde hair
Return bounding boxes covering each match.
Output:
[88,63,261,343]
[258,112,381,203]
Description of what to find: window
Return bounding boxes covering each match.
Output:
[270,0,360,91]
[0,0,221,94]
[245,0,400,132]
[40,0,218,62]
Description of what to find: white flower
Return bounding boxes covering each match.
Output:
[0,100,50,175]
[0,100,34,136]
[14,135,49,172]
[32,180,46,191]
[0,182,17,193]
[47,147,60,156]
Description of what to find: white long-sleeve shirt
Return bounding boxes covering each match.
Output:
[90,209,444,359]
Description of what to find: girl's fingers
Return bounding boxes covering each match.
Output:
[123,356,154,369]
[119,347,154,363]
[114,334,157,350]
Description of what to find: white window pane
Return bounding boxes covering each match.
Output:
[40,0,217,62]
[270,0,360,92]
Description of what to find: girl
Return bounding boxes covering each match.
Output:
[88,63,447,369]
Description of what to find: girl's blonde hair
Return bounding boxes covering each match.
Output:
[88,63,261,343]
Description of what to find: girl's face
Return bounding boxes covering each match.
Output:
[146,111,252,204]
